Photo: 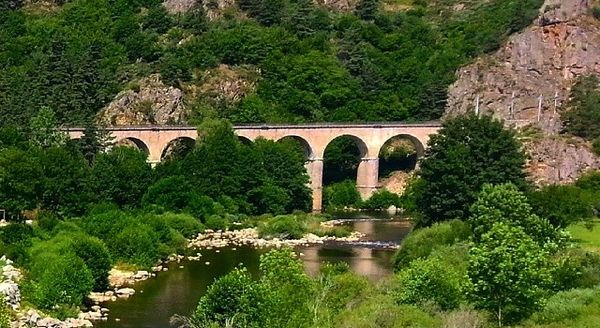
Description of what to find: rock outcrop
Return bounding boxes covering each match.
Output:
[98,74,187,125]
[163,0,236,19]
[184,64,259,108]
[526,136,600,185]
[445,0,600,184]
[446,0,600,132]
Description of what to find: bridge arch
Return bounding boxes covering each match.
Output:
[117,137,150,157]
[277,135,315,160]
[160,136,196,161]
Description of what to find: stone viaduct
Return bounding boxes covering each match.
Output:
[66,123,441,212]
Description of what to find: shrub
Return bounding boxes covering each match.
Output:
[593,137,600,156]
[161,213,204,238]
[392,219,470,270]
[361,189,401,210]
[69,234,112,291]
[204,215,231,231]
[527,184,596,228]
[551,249,600,291]
[393,257,464,310]
[323,181,361,209]
[258,215,306,239]
[576,170,600,192]
[193,267,267,327]
[334,294,441,328]
[0,223,33,244]
[441,306,487,328]
[111,224,160,268]
[0,299,9,328]
[323,272,369,314]
[29,232,112,292]
[529,287,600,324]
[31,253,94,309]
[593,7,600,20]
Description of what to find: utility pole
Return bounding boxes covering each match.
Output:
[510,92,515,119]
[537,94,543,122]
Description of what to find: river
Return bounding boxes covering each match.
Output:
[95,214,412,328]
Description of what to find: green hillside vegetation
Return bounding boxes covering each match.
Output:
[1,0,543,126]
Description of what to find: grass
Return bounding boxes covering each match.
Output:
[568,219,600,252]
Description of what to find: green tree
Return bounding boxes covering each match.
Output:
[414,115,527,226]
[29,107,67,148]
[468,223,552,326]
[0,148,43,217]
[561,75,600,140]
[76,121,114,164]
[90,146,153,208]
[470,183,558,244]
[527,185,596,229]
[355,0,379,20]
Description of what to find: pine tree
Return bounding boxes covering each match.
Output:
[355,0,379,21]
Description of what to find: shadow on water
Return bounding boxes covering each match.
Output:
[95,213,412,328]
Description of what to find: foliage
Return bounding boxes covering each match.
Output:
[527,184,596,228]
[28,253,94,310]
[468,223,552,326]
[527,286,600,325]
[561,75,600,140]
[593,137,600,156]
[575,170,600,192]
[550,248,600,291]
[323,181,362,209]
[334,294,441,328]
[392,219,470,269]
[360,189,401,210]
[258,215,306,239]
[414,115,527,226]
[28,107,67,149]
[0,299,9,328]
[393,257,464,310]
[193,267,266,327]
[90,146,153,208]
[470,183,559,244]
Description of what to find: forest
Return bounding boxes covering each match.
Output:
[1,0,542,126]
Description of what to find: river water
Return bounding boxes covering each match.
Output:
[95,214,412,328]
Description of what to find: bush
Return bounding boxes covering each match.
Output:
[361,189,401,210]
[334,294,441,328]
[204,215,231,231]
[0,299,9,328]
[0,223,34,265]
[551,249,600,291]
[28,232,112,292]
[111,224,160,268]
[529,287,600,324]
[160,213,204,238]
[323,181,361,209]
[258,215,306,239]
[527,185,596,228]
[593,137,600,156]
[576,170,600,192]
[69,234,112,291]
[30,253,94,309]
[393,257,464,310]
[193,267,267,327]
[392,220,470,270]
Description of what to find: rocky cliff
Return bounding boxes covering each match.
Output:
[445,0,600,184]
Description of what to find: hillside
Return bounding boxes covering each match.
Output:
[0,0,543,126]
[445,0,600,184]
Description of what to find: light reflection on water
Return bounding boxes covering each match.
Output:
[95,215,412,328]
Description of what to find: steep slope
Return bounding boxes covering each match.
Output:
[445,0,600,184]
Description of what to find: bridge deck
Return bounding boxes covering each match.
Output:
[63,122,442,131]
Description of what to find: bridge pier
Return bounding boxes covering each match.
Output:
[356,157,379,200]
[305,158,324,213]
